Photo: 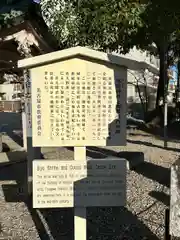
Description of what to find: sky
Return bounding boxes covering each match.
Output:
[33,0,40,3]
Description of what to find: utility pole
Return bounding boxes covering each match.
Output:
[163,40,168,149]
[176,60,180,120]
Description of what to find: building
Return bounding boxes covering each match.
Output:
[0,75,22,101]
[0,1,58,112]
[113,47,159,118]
[118,46,159,103]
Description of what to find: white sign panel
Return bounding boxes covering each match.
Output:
[33,159,126,208]
[31,58,127,147]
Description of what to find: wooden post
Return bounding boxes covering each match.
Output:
[0,132,2,153]
[24,70,41,195]
[165,208,171,240]
[74,147,86,240]
[22,111,27,150]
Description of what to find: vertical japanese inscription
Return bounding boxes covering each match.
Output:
[36,88,42,136]
[43,71,118,141]
[32,65,126,146]
[24,70,32,137]
[116,78,125,134]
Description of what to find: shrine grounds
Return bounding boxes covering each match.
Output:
[0,128,179,239]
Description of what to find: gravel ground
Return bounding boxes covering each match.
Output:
[0,130,180,240]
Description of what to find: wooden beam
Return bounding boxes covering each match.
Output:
[26,21,53,53]
[0,22,27,40]
[0,21,53,54]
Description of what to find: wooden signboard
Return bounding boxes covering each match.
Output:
[18,47,129,240]
[33,159,126,208]
[30,58,127,147]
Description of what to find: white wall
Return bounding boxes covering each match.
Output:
[116,47,159,102]
[119,46,159,69]
[0,84,22,100]
[0,84,14,100]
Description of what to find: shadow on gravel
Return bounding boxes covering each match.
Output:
[66,147,107,159]
[0,161,161,240]
[127,139,180,153]
[133,162,170,188]
[128,132,151,137]
[135,121,180,143]
[149,191,170,207]
[0,150,27,169]
[87,206,160,240]
[2,143,10,152]
[67,147,144,169]
[26,198,74,240]
[6,130,23,148]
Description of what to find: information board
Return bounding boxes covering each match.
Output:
[33,159,126,208]
[31,58,126,147]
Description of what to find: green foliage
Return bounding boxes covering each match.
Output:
[0,10,24,29]
[40,0,180,57]
[40,0,180,112]
[134,0,180,52]
[0,0,36,29]
[40,0,145,52]
[40,0,79,48]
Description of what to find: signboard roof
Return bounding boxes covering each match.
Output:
[18,46,148,70]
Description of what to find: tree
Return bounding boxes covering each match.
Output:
[40,0,180,119]
[40,0,145,51]
[135,1,180,110]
